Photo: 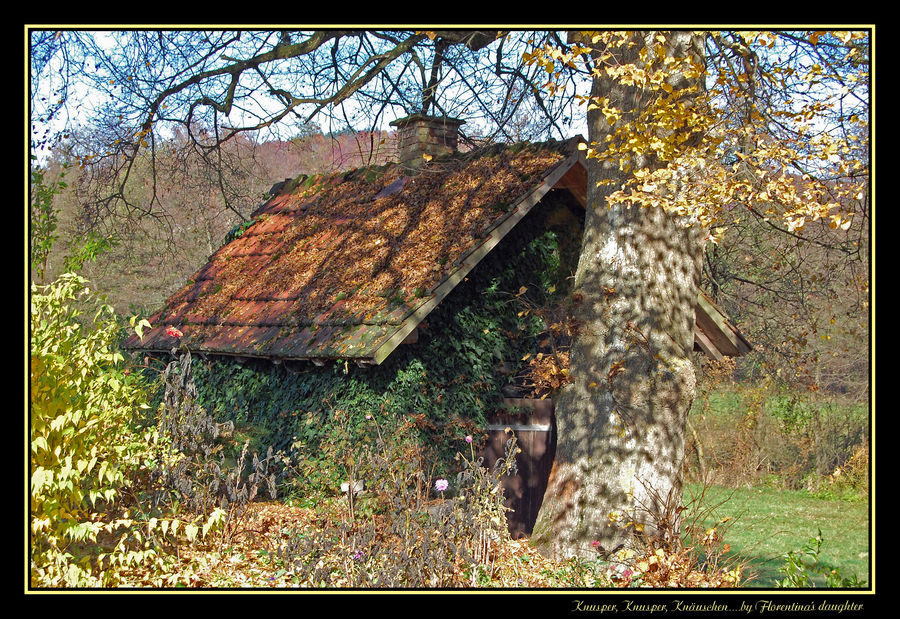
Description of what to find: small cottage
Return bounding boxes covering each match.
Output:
[124,115,750,535]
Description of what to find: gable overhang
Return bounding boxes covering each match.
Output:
[693,291,753,359]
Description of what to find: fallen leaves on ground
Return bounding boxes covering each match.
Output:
[154,500,576,589]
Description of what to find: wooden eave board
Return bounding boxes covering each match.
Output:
[553,159,588,209]
[693,324,724,360]
[694,292,752,357]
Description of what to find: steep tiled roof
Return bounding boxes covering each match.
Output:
[123,137,588,363]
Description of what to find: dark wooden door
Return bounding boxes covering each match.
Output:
[482,398,556,539]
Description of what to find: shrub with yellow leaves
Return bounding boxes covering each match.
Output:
[30,274,227,588]
[30,274,158,585]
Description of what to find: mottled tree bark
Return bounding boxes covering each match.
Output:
[531,31,705,560]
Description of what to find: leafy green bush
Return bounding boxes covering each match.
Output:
[30,274,270,587]
[29,157,65,283]
[30,273,159,586]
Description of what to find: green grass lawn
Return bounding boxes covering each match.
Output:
[683,483,870,588]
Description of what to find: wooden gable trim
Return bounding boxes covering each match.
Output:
[694,292,752,358]
[693,324,724,360]
[554,158,588,209]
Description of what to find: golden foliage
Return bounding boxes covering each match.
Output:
[524,30,868,237]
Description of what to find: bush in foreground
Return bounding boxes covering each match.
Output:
[30,274,163,585]
[29,274,237,587]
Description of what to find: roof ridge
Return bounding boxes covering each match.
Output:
[274,135,586,193]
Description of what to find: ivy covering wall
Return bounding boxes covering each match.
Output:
[183,194,584,490]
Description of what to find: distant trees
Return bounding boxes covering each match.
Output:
[704,189,869,400]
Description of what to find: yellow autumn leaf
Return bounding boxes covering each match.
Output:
[185,523,199,542]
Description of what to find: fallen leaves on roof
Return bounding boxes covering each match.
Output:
[127,141,575,360]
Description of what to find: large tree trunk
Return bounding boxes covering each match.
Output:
[531,31,705,560]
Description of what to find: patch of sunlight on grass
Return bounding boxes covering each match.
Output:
[683,483,870,588]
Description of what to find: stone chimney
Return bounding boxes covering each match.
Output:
[389,114,465,171]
